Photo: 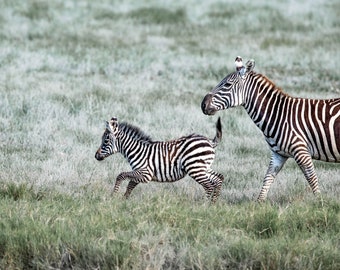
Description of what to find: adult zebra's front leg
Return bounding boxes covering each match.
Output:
[257,151,288,202]
[294,150,320,196]
[113,169,152,198]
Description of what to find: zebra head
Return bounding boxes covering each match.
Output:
[95,117,119,161]
[201,58,255,115]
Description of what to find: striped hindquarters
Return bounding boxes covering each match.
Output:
[147,135,216,182]
[292,98,340,162]
[262,97,340,162]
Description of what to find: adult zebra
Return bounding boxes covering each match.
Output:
[201,57,340,201]
[95,117,224,202]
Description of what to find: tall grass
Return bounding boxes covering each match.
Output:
[0,0,339,268]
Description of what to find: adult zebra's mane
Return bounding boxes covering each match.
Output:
[253,72,290,98]
[119,122,153,143]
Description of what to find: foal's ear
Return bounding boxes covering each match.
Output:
[106,117,118,132]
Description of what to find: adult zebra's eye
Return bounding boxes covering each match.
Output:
[103,133,110,143]
[221,83,232,92]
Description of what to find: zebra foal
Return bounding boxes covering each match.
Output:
[95,117,224,202]
[201,57,340,201]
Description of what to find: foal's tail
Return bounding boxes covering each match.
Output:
[212,117,222,147]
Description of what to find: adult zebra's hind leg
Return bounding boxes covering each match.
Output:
[257,151,288,202]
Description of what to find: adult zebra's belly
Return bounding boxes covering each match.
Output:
[310,150,340,163]
[265,137,292,158]
[265,134,340,162]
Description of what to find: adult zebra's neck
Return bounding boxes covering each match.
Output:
[243,73,290,136]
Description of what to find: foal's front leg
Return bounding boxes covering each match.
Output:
[113,169,152,198]
[124,181,139,198]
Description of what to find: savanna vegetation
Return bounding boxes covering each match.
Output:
[0,0,339,269]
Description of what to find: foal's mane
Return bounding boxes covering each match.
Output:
[119,122,153,142]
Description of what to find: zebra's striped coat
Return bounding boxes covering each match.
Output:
[201,59,340,201]
[95,117,224,202]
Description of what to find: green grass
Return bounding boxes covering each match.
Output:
[0,0,339,269]
[0,183,339,269]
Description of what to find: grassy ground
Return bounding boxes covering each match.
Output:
[0,183,339,269]
[0,0,339,269]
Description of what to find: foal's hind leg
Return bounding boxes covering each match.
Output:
[207,169,224,202]
[188,169,222,203]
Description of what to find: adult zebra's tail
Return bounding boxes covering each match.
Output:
[212,117,222,147]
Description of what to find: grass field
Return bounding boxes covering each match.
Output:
[0,0,339,269]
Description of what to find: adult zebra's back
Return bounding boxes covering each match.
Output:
[95,117,224,202]
[201,57,340,201]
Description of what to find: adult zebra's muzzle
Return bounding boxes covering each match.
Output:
[201,94,216,115]
[95,149,105,161]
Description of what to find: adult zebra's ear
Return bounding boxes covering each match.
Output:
[105,121,112,132]
[245,59,255,73]
[239,59,255,77]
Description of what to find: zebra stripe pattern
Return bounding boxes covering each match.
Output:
[201,58,340,201]
[95,117,224,202]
